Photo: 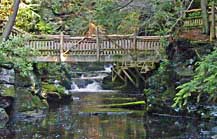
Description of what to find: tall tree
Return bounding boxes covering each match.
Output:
[201,0,209,34]
[210,1,215,41]
[1,0,20,41]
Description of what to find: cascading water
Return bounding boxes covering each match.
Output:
[69,64,116,93]
[103,64,113,73]
[70,81,102,92]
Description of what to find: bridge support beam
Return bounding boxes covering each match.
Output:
[111,62,156,91]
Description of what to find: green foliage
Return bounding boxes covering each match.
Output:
[16,4,54,34]
[0,0,13,20]
[141,0,182,36]
[117,12,140,34]
[42,83,65,94]
[173,49,217,108]
[35,0,141,35]
[187,11,202,18]
[145,60,171,99]
[0,36,37,76]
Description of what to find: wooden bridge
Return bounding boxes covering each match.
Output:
[25,33,165,63]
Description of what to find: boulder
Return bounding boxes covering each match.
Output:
[0,68,15,85]
[0,108,9,128]
[15,89,48,112]
[0,85,15,97]
[42,83,72,103]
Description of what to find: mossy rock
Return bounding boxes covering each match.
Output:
[42,83,65,95]
[0,86,15,97]
[16,89,48,112]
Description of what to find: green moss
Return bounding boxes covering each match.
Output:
[101,101,145,109]
[2,87,15,97]
[42,83,65,95]
[56,86,65,94]
[42,83,56,92]
[41,99,49,107]
[103,97,138,104]
[16,88,48,112]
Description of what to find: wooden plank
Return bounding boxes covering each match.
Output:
[122,69,137,87]
[60,32,64,62]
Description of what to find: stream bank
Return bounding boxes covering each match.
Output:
[144,39,216,118]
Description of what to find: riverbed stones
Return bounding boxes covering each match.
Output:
[0,108,9,128]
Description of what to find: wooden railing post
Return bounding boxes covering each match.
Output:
[60,32,64,62]
[96,27,100,61]
[133,34,137,61]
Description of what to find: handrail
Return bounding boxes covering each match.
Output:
[25,33,165,62]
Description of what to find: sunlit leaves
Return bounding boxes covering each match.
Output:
[0,0,13,20]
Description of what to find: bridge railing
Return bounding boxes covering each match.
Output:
[25,34,165,62]
[184,7,217,29]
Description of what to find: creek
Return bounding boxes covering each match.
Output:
[1,65,217,139]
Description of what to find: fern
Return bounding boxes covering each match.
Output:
[173,48,217,108]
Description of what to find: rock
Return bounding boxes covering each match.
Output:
[0,128,15,138]
[47,92,61,101]
[15,89,48,112]
[71,97,80,101]
[0,96,13,109]
[211,127,217,133]
[212,135,217,139]
[42,83,72,103]
[0,85,15,97]
[0,68,15,85]
[0,108,9,128]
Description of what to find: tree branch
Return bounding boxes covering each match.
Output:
[113,0,134,11]
[167,0,194,34]
[1,0,20,41]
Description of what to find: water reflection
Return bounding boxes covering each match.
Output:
[11,107,146,139]
[1,92,217,139]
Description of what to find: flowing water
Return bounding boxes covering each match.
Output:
[2,66,217,139]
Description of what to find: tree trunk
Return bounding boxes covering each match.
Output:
[210,1,215,41]
[201,0,209,34]
[1,0,20,41]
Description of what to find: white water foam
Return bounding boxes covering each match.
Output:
[80,73,108,80]
[103,64,113,73]
[70,81,102,92]
[69,64,119,93]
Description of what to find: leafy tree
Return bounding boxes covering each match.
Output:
[0,36,37,76]
[35,0,141,35]
[139,0,183,36]
[0,0,13,20]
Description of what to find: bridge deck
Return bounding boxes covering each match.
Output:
[26,34,165,63]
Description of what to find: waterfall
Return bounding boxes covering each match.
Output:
[70,81,102,92]
[69,64,118,93]
[103,64,113,73]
